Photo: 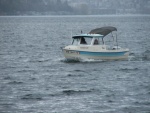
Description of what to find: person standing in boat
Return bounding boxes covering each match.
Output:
[80,37,87,44]
[94,39,99,45]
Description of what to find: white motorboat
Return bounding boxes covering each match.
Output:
[62,26,129,61]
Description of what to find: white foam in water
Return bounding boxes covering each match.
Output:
[55,57,66,62]
[80,58,104,63]
[128,55,135,61]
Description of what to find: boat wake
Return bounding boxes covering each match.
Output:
[128,50,150,61]
[59,58,105,63]
[79,58,105,63]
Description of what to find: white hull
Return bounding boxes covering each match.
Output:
[63,47,129,61]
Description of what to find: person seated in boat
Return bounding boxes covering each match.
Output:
[94,39,99,45]
[80,37,87,44]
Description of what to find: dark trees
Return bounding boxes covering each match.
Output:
[0,0,73,15]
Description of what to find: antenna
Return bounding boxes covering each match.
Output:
[71,28,74,45]
[71,28,73,38]
[116,32,118,49]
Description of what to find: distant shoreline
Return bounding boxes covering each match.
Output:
[0,14,150,17]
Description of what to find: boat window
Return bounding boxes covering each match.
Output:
[72,39,80,45]
[80,37,92,45]
[80,37,87,44]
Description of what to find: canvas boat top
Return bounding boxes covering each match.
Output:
[72,26,117,39]
[89,26,117,36]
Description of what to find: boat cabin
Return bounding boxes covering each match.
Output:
[72,34,103,46]
[71,27,119,49]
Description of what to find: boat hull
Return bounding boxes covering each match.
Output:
[62,49,129,61]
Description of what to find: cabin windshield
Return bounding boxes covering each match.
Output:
[72,38,80,45]
[72,37,92,45]
[80,37,92,45]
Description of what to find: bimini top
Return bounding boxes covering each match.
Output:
[89,26,117,36]
[72,34,103,39]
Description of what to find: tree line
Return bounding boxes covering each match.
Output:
[0,0,73,15]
